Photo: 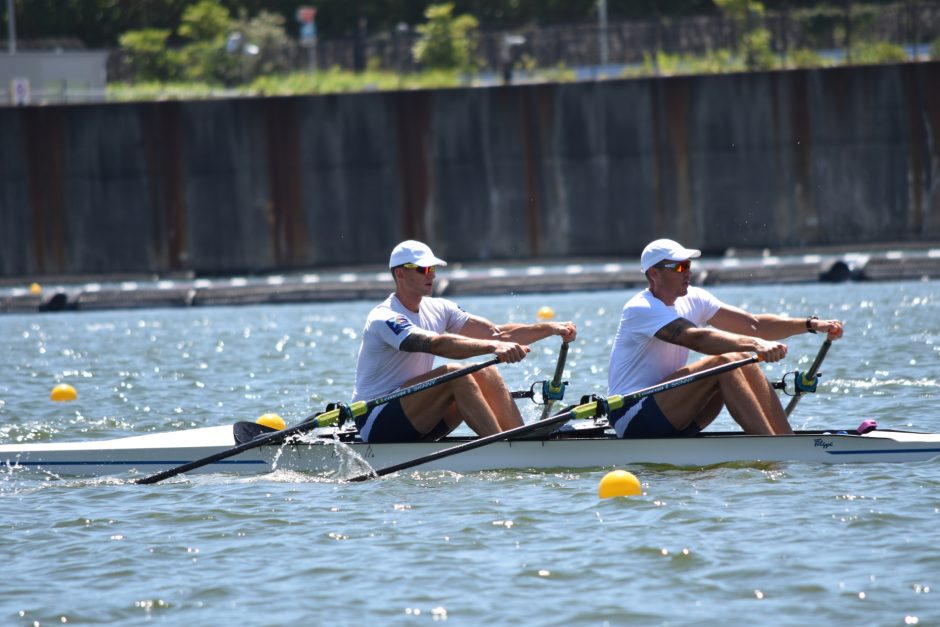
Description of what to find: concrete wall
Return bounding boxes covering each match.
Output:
[2,61,939,279]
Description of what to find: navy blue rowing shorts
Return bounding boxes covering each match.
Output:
[608,395,701,438]
[357,398,450,443]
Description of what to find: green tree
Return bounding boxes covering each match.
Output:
[177,0,232,83]
[178,0,230,41]
[230,10,292,80]
[412,3,480,72]
[119,28,177,81]
[713,0,775,70]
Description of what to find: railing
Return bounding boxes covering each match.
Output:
[5,1,940,105]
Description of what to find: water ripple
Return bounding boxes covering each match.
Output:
[2,283,940,624]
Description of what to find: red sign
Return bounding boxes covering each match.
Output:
[296,6,316,23]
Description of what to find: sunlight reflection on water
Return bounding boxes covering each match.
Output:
[0,280,938,625]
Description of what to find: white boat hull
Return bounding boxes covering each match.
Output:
[3,423,940,479]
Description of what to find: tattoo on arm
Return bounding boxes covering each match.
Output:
[400,330,435,353]
[655,318,694,345]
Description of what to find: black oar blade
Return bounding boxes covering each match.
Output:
[233,421,279,444]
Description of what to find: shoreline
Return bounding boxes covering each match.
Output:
[3,246,940,314]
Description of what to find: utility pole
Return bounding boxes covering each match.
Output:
[598,0,608,67]
[6,0,16,54]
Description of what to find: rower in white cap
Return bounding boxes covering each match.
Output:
[606,238,844,438]
[351,240,577,443]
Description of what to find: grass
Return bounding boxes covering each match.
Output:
[107,39,928,102]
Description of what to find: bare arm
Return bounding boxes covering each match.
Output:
[709,305,844,341]
[459,315,577,345]
[399,328,529,363]
[655,317,787,362]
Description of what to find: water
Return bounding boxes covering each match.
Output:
[1,281,938,625]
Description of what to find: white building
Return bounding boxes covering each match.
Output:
[0,49,108,105]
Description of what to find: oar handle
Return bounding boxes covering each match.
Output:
[785,339,831,417]
[538,341,570,421]
[548,341,569,391]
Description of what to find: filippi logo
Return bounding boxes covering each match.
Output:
[814,438,834,449]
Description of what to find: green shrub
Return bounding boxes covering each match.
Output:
[787,48,826,69]
[849,41,909,65]
[412,3,480,73]
[119,29,178,82]
[177,0,233,84]
[229,10,292,81]
[741,27,777,70]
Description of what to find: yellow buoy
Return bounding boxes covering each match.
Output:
[29,282,42,295]
[50,383,77,402]
[256,413,286,430]
[536,305,555,320]
[598,470,642,498]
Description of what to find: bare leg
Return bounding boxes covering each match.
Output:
[691,389,724,431]
[468,366,524,430]
[653,354,792,435]
[398,364,506,437]
[738,363,792,434]
[718,365,780,434]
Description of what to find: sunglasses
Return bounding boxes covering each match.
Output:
[402,263,437,277]
[657,259,692,273]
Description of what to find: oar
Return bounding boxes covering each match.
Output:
[785,338,832,417]
[136,357,502,485]
[349,355,759,481]
[538,341,570,421]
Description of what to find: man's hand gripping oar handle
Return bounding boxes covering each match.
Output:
[350,355,758,482]
[136,357,502,485]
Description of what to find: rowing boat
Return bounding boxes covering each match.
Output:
[3,420,939,479]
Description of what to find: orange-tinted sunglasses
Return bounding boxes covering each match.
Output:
[657,259,692,273]
[402,263,437,276]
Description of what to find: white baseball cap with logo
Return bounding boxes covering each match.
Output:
[389,240,448,268]
[640,238,701,272]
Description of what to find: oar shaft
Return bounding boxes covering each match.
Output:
[549,342,569,389]
[354,355,758,481]
[805,339,831,378]
[785,339,831,417]
[369,357,501,410]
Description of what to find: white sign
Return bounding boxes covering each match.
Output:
[11,77,30,105]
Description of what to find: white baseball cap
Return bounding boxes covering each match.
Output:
[640,238,701,272]
[389,240,448,268]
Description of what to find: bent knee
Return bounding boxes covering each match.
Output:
[698,353,747,368]
[717,352,752,364]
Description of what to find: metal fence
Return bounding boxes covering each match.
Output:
[6,1,940,104]
[282,2,940,73]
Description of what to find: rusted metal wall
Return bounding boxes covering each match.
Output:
[1,61,938,279]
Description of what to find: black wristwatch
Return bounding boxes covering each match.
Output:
[806,315,819,334]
